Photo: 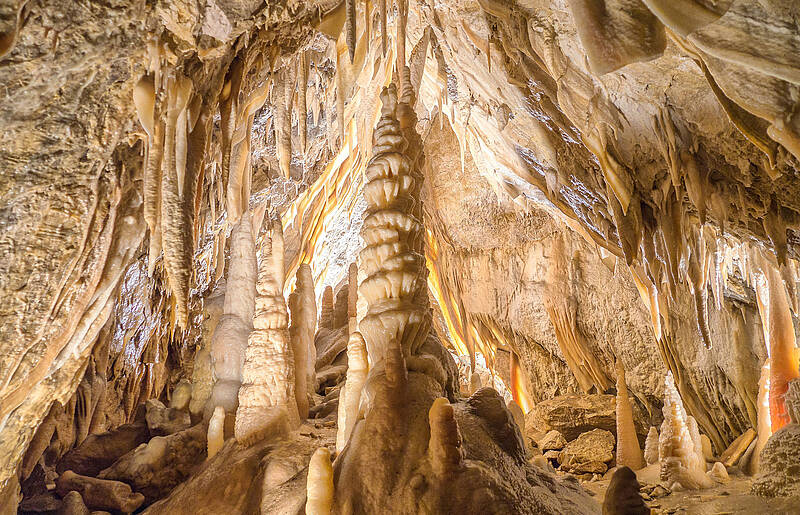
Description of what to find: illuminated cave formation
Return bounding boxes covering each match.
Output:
[2,1,800,514]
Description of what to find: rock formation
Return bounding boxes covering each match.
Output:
[659,372,713,489]
[208,212,257,420]
[602,466,649,515]
[644,426,660,465]
[3,1,800,513]
[235,218,299,445]
[615,359,645,470]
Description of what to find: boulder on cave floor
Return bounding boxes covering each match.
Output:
[98,424,206,506]
[752,423,800,498]
[526,394,617,441]
[54,470,144,513]
[558,429,615,475]
[145,399,191,436]
[538,430,567,451]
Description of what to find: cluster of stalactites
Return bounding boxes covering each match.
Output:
[357,83,430,364]
[235,218,300,445]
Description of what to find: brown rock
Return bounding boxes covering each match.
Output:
[559,429,615,474]
[719,428,756,467]
[526,394,617,441]
[99,424,206,505]
[59,490,90,515]
[145,399,192,436]
[538,430,567,451]
[752,423,800,497]
[56,421,150,476]
[603,466,648,515]
[55,471,144,513]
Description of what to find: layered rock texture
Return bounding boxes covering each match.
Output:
[2,0,800,513]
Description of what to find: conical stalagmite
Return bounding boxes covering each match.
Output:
[306,447,334,515]
[235,219,299,445]
[319,285,335,331]
[615,360,644,470]
[336,331,368,452]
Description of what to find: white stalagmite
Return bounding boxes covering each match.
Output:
[306,447,334,515]
[235,218,299,445]
[289,263,317,420]
[336,331,369,452]
[615,359,645,470]
[659,372,712,489]
[208,212,257,418]
[358,83,429,364]
[644,426,659,465]
[207,406,225,460]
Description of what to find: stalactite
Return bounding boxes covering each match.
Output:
[306,447,334,515]
[615,360,644,470]
[276,66,294,179]
[289,263,317,420]
[208,212,257,418]
[345,0,356,62]
[144,107,165,277]
[235,218,299,445]
[336,331,368,452]
[396,0,408,88]
[160,73,194,328]
[380,0,387,56]
[298,52,308,155]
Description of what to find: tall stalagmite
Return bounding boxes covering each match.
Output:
[208,212,257,419]
[615,360,644,470]
[289,263,317,420]
[235,218,299,444]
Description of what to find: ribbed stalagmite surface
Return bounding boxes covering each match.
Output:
[357,83,429,364]
[235,218,299,444]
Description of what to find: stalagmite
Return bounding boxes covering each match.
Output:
[207,406,225,460]
[336,331,368,452]
[208,212,257,418]
[235,218,299,445]
[644,426,659,465]
[428,397,464,475]
[320,285,335,331]
[758,259,799,431]
[289,263,317,420]
[306,447,334,515]
[602,466,648,515]
[749,359,772,475]
[358,83,429,363]
[615,360,644,470]
[659,372,711,489]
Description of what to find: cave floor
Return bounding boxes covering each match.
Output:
[581,467,800,514]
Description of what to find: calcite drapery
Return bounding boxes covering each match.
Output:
[235,218,300,445]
